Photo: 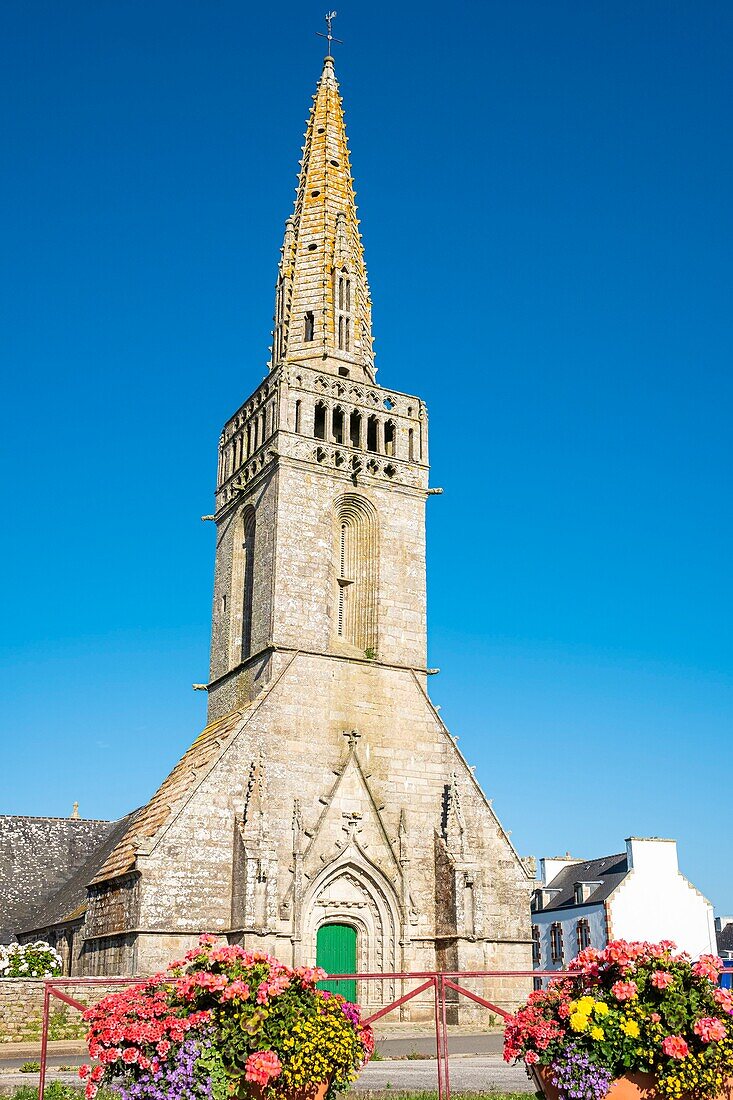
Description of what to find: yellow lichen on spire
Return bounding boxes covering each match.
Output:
[271,56,375,382]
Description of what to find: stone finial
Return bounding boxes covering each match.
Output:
[70,801,80,819]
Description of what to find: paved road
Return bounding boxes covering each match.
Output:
[354,1058,532,1093]
[377,1033,504,1058]
[0,1059,534,1096]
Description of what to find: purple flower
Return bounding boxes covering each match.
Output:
[550,1044,612,1100]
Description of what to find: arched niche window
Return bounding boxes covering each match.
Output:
[314,401,327,440]
[230,507,256,667]
[384,420,395,457]
[349,410,362,448]
[334,494,378,654]
[332,406,345,444]
[304,311,315,343]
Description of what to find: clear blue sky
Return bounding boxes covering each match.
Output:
[2,2,732,914]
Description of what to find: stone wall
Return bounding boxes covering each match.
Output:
[0,979,126,1044]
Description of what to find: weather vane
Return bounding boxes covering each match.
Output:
[317,11,342,57]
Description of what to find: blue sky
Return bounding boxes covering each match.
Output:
[1,2,732,914]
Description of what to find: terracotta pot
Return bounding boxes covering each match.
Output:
[238,1081,329,1100]
[532,1066,733,1100]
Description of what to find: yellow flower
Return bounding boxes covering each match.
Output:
[570,1012,590,1032]
[590,1026,605,1041]
[593,1001,609,1017]
[577,996,595,1014]
[621,1019,640,1038]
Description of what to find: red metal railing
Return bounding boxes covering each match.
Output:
[39,970,563,1100]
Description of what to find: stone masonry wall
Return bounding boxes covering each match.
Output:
[0,979,124,1043]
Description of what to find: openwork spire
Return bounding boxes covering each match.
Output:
[271,56,375,382]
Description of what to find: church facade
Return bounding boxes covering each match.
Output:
[18,56,533,1013]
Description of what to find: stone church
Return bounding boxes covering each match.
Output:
[9,55,533,1010]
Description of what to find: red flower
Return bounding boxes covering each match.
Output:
[244,1050,282,1086]
[693,1017,727,1043]
[662,1035,689,1059]
[692,956,722,982]
[611,980,638,1001]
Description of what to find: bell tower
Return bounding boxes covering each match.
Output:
[207,55,430,720]
[68,50,533,994]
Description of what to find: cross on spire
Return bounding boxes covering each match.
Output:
[317,11,342,57]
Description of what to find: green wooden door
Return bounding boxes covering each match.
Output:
[316,923,357,1002]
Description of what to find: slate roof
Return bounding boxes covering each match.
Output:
[0,815,116,941]
[91,707,244,885]
[717,922,733,957]
[539,852,629,911]
[18,810,142,935]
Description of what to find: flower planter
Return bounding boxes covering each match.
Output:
[533,1067,733,1100]
[238,1083,329,1100]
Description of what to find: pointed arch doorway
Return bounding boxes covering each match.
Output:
[316,923,357,1002]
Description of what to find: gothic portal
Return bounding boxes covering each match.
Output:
[35,55,533,1015]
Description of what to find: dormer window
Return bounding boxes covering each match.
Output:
[573,881,601,905]
[304,311,315,342]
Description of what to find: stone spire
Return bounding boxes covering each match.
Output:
[271,56,375,382]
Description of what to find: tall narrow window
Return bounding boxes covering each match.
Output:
[229,507,256,667]
[550,922,564,964]
[337,522,347,637]
[314,402,327,440]
[332,406,345,444]
[366,416,378,453]
[304,311,315,342]
[576,919,591,952]
[335,268,352,352]
[532,925,541,967]
[349,410,362,448]
[384,420,395,457]
[246,423,252,457]
[241,510,256,660]
[408,427,414,461]
[294,400,301,433]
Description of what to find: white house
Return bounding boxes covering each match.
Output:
[531,837,717,971]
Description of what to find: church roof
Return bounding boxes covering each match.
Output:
[91,707,244,884]
[0,814,116,940]
[18,810,141,935]
[272,56,375,381]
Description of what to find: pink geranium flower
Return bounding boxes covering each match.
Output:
[525,1051,539,1065]
[693,1017,727,1043]
[692,956,722,982]
[245,1050,282,1085]
[662,1035,689,1059]
[611,980,638,1001]
[651,971,673,990]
